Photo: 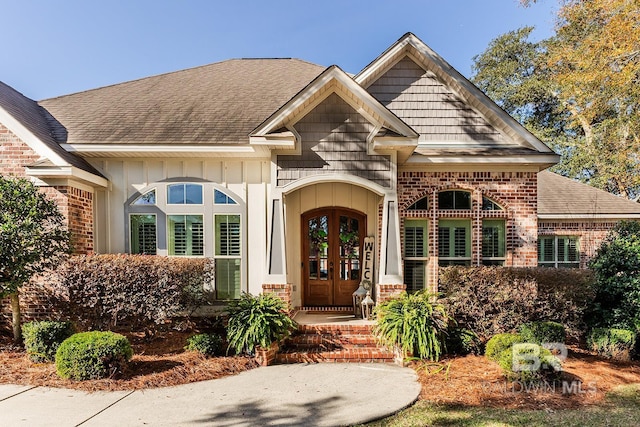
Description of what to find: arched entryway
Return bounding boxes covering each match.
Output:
[302,208,365,306]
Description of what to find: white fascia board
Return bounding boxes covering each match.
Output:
[0,106,67,166]
[405,154,561,165]
[25,165,109,188]
[61,143,256,154]
[248,134,296,149]
[372,137,419,150]
[538,214,640,220]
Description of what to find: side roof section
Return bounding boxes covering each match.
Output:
[538,170,640,219]
[39,59,326,145]
[0,81,103,177]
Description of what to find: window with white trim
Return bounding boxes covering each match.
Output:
[130,214,157,255]
[403,219,428,292]
[214,214,241,300]
[538,236,580,268]
[438,219,471,266]
[126,182,245,299]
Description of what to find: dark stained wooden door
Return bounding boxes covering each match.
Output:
[302,208,365,306]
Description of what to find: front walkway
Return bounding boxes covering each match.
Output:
[0,363,420,426]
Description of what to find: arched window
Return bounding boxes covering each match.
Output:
[126,181,245,300]
[482,196,503,211]
[406,197,428,210]
[438,190,471,210]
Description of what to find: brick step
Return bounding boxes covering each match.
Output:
[297,324,375,335]
[275,347,395,364]
[286,333,378,349]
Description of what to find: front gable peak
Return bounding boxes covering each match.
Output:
[249,66,418,156]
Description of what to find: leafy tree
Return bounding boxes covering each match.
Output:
[589,221,640,331]
[0,176,70,342]
[473,0,640,199]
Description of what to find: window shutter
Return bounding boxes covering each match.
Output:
[138,222,157,255]
[174,222,187,255]
[438,227,450,257]
[454,227,467,257]
[405,226,424,257]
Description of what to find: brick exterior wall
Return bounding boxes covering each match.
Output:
[0,123,94,254]
[1,123,95,331]
[397,171,539,287]
[262,283,293,310]
[376,283,406,304]
[538,220,618,268]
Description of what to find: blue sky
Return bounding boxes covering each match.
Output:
[1,0,557,100]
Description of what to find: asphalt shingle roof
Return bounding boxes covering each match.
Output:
[39,59,327,145]
[0,81,102,176]
[538,170,640,216]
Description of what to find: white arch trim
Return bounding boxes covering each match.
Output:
[280,174,389,197]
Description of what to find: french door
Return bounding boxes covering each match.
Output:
[302,208,365,306]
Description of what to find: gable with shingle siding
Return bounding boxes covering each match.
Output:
[276,93,391,188]
[367,57,506,143]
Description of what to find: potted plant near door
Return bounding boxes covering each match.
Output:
[226,292,296,366]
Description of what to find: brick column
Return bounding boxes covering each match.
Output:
[262,283,292,309]
[376,283,406,304]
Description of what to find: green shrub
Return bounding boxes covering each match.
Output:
[439,266,595,341]
[519,321,566,345]
[587,328,637,361]
[497,343,562,382]
[227,293,296,355]
[185,333,223,356]
[589,221,640,331]
[446,327,483,356]
[22,321,74,363]
[55,331,133,380]
[485,333,524,361]
[54,254,213,334]
[374,291,452,361]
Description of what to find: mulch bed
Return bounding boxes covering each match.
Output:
[3,329,640,410]
[0,330,258,392]
[414,347,640,410]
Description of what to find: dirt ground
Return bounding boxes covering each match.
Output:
[414,347,640,410]
[0,331,258,392]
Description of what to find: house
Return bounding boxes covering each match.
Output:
[2,33,639,310]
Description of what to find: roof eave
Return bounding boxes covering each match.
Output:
[25,165,109,188]
[538,214,640,220]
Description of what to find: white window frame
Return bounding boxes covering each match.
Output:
[129,213,158,255]
[125,180,246,299]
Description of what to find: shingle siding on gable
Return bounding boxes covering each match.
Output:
[367,57,506,142]
[276,93,391,187]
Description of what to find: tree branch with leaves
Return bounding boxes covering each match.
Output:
[0,176,70,342]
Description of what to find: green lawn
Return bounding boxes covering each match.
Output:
[364,384,640,427]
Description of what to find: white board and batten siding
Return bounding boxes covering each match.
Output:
[92,158,269,296]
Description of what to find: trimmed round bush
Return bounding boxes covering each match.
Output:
[185,333,224,356]
[22,321,74,363]
[587,328,637,361]
[55,331,133,380]
[485,333,524,361]
[497,343,561,382]
[519,321,566,345]
[446,327,483,356]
